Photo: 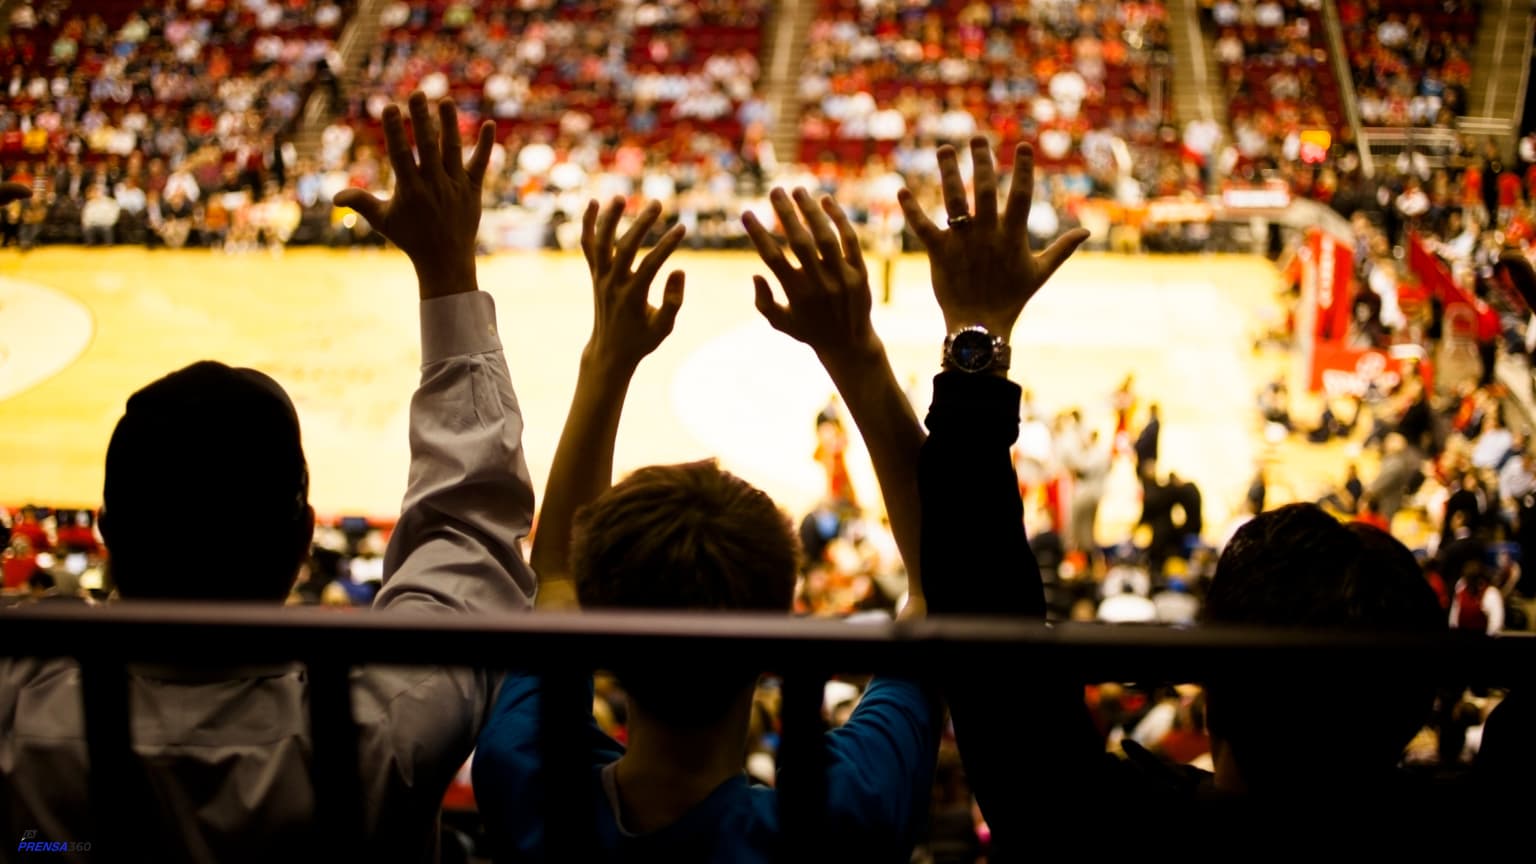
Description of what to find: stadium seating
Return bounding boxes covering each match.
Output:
[353,0,768,165]
[797,0,1173,168]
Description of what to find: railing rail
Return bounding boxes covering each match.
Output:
[5,603,1533,678]
[4,602,1533,860]
[1322,0,1372,177]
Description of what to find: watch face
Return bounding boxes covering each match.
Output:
[949,330,995,372]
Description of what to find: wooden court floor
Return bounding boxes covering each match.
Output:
[0,247,1348,541]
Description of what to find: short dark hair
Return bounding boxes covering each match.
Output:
[102,361,310,601]
[571,460,798,722]
[1204,504,1444,789]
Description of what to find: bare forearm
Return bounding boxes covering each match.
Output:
[821,340,926,602]
[416,260,479,300]
[530,351,634,602]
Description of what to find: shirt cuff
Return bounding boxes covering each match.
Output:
[420,291,501,364]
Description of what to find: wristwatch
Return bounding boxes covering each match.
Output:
[942,325,1011,374]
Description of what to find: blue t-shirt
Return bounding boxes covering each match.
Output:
[473,674,938,863]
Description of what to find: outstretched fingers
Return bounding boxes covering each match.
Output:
[592,196,625,275]
[793,189,844,271]
[937,145,969,221]
[465,120,496,184]
[381,104,416,184]
[822,197,865,273]
[438,100,464,177]
[970,136,999,228]
[614,200,663,276]
[770,188,822,275]
[580,199,599,270]
[897,188,941,248]
[1002,141,1036,242]
[632,223,686,293]
[408,93,443,180]
[743,208,798,287]
[652,270,685,337]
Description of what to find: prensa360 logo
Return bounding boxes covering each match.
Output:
[17,830,92,853]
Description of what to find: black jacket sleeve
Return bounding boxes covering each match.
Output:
[919,371,1105,857]
[920,371,1041,616]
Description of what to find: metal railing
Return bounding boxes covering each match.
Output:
[1322,0,1373,177]
[1359,125,1462,171]
[1481,0,1519,119]
[3,602,1533,860]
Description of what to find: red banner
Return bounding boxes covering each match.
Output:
[1308,229,1354,344]
[1408,231,1474,312]
[1310,343,1433,395]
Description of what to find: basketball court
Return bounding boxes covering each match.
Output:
[0,247,1343,541]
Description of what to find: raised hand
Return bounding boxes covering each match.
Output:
[744,187,879,367]
[334,92,495,297]
[898,137,1089,338]
[0,182,31,205]
[529,199,684,607]
[580,197,686,372]
[744,187,927,614]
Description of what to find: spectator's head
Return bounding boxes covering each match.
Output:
[572,460,798,725]
[102,361,313,602]
[1203,504,1444,794]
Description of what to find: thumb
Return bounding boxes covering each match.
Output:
[333,189,386,227]
[1036,227,1090,284]
[753,275,792,334]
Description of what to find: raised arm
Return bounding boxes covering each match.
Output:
[744,188,940,855]
[470,199,684,859]
[530,198,685,609]
[904,138,1099,846]
[324,94,538,855]
[334,94,535,612]
[744,189,926,611]
[900,136,1086,612]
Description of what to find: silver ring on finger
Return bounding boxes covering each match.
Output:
[947,213,974,229]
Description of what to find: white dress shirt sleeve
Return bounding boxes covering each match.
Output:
[376,289,536,612]
[353,289,537,858]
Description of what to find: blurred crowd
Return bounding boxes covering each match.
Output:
[0,0,1518,260]
[0,0,348,247]
[0,505,395,608]
[1340,0,1474,128]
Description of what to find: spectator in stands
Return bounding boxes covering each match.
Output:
[1,94,534,859]
[1368,433,1422,522]
[1064,428,1111,555]
[16,191,45,249]
[1448,540,1504,635]
[79,184,119,246]
[1319,463,1366,515]
[474,181,937,857]
[1134,402,1161,481]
